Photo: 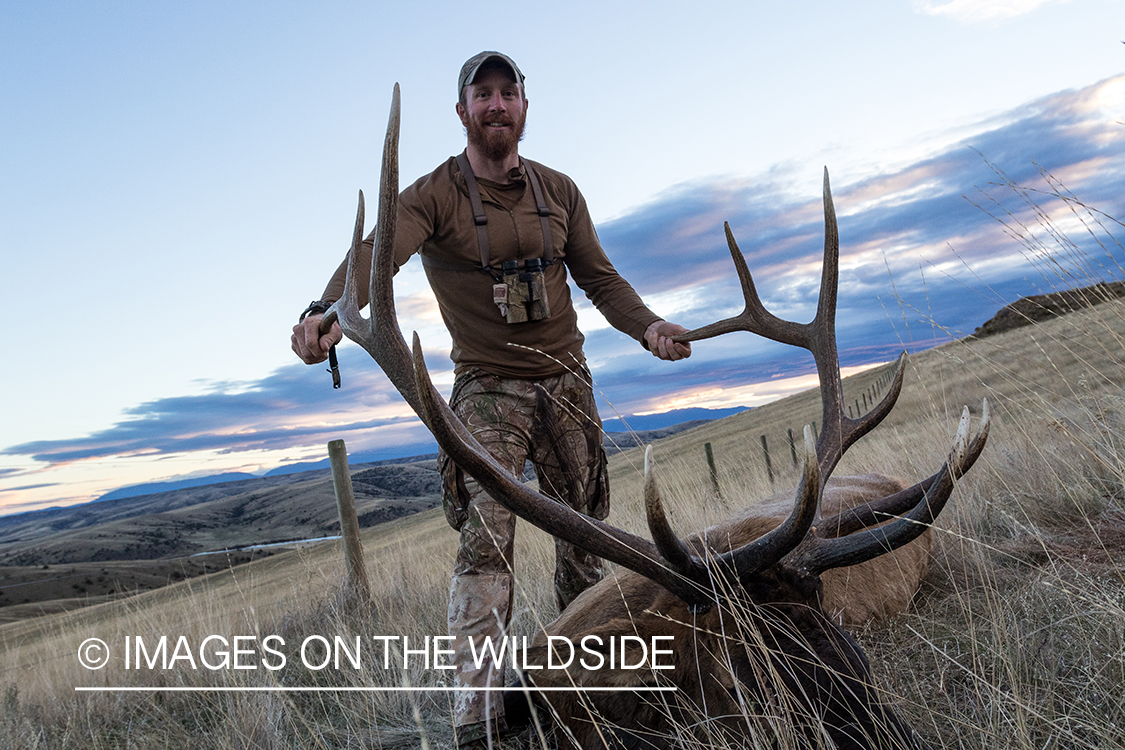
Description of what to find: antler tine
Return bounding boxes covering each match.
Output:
[817,352,908,484]
[807,169,846,479]
[408,332,714,608]
[320,188,365,336]
[806,168,872,480]
[644,446,700,576]
[367,83,426,417]
[818,390,988,540]
[815,166,840,331]
[721,425,821,580]
[676,223,807,348]
[795,400,991,573]
[323,83,425,418]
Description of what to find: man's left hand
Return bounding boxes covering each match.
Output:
[645,321,692,361]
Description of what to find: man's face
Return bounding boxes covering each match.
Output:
[456,66,527,161]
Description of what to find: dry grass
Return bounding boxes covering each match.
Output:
[2,179,1123,748]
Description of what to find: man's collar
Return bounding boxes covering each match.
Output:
[506,159,528,183]
[459,148,524,186]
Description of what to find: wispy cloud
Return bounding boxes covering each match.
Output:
[0,483,59,492]
[566,76,1125,412]
[3,76,1123,511]
[1,348,430,465]
[913,0,1066,24]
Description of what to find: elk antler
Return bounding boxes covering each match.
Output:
[330,88,988,610]
[815,401,991,541]
[671,170,990,579]
[676,170,906,482]
[793,400,990,573]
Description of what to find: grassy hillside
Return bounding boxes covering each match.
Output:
[2,289,1122,748]
[0,460,443,620]
[0,460,443,565]
[0,418,719,619]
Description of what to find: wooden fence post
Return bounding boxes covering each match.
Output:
[787,428,798,467]
[704,442,722,500]
[760,435,775,485]
[328,439,371,602]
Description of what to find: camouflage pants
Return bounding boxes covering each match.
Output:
[441,366,609,738]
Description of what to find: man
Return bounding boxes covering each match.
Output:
[291,51,691,748]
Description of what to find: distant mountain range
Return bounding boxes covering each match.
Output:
[601,406,747,433]
[96,472,264,501]
[94,406,748,503]
[11,406,748,514]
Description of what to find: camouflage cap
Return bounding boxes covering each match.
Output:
[458,51,525,97]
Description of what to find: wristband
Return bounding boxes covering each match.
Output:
[299,300,332,322]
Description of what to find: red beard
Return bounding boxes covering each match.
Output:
[466,109,526,161]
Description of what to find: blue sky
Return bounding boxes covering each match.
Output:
[2,0,1123,515]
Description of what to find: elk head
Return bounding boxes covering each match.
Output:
[324,88,990,749]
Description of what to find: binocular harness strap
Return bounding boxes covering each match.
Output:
[453,151,554,273]
[455,152,493,269]
[522,158,554,264]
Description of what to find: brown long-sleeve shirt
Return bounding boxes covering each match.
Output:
[321,154,662,379]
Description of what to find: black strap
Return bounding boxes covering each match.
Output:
[326,345,341,389]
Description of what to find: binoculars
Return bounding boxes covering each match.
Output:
[493,258,551,324]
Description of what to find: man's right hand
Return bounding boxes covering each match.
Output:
[291,314,343,364]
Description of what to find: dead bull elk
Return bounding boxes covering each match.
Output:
[322,87,990,748]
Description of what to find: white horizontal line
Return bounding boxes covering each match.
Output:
[75,686,678,693]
